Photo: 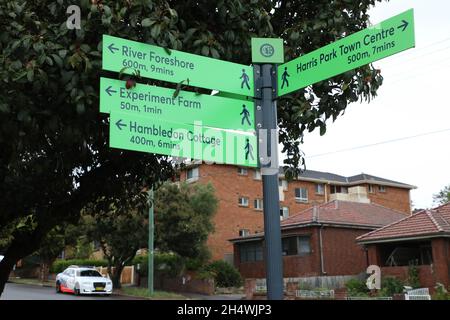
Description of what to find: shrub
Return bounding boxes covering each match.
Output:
[200,261,242,288]
[407,261,420,288]
[50,259,108,273]
[379,277,404,297]
[133,252,185,278]
[433,283,450,300]
[345,278,369,297]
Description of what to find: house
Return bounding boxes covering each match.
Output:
[230,200,406,279]
[357,202,450,290]
[178,163,415,261]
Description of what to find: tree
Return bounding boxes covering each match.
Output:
[82,194,149,289]
[433,185,450,206]
[155,183,218,261]
[0,0,385,295]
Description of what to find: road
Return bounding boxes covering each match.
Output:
[0,283,142,300]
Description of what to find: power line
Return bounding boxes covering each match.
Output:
[306,128,450,159]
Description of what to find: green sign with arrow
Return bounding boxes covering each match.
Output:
[102,35,254,97]
[109,112,258,167]
[100,77,255,132]
[278,9,415,96]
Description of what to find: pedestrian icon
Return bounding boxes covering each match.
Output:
[240,69,250,90]
[281,67,290,89]
[245,138,254,161]
[240,105,252,126]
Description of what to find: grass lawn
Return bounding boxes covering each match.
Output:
[9,278,54,287]
[120,287,187,299]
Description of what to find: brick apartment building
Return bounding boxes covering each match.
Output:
[179,163,415,262]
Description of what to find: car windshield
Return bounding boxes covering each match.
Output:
[79,270,102,277]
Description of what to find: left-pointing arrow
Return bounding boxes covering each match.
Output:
[115,119,127,130]
[108,43,119,54]
[105,86,117,96]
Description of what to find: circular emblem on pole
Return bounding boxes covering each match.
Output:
[260,43,275,57]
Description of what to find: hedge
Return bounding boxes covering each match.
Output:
[50,259,108,274]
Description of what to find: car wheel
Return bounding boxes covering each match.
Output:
[74,284,80,296]
[56,282,61,293]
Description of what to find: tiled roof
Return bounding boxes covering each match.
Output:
[279,168,415,189]
[357,202,450,243]
[230,200,407,243]
[281,200,407,229]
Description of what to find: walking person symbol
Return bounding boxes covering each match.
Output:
[240,105,251,126]
[240,69,250,90]
[281,67,290,89]
[244,138,254,161]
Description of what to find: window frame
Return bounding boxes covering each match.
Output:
[315,183,325,195]
[281,236,311,256]
[237,167,248,176]
[254,198,263,211]
[378,185,386,193]
[238,196,249,207]
[295,188,308,203]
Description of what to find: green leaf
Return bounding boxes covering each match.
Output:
[51,54,63,68]
[151,24,161,39]
[201,46,209,56]
[141,18,156,27]
[26,70,34,82]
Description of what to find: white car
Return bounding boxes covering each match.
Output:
[56,265,113,295]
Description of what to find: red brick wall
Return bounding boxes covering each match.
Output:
[181,164,411,261]
[235,226,370,279]
[364,183,411,214]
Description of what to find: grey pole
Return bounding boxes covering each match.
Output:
[255,64,284,300]
[148,188,154,296]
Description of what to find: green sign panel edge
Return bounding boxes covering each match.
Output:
[109,111,258,168]
[102,35,255,97]
[100,77,256,132]
[278,9,415,96]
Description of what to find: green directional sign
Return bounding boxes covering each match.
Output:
[100,78,255,132]
[102,35,254,97]
[109,112,258,167]
[278,9,415,96]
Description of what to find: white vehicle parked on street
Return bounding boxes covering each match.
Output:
[55,265,113,295]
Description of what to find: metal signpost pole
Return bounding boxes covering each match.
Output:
[148,188,154,296]
[257,63,284,300]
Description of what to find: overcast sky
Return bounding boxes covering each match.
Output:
[296,0,450,210]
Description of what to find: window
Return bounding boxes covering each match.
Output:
[254,169,262,180]
[238,167,248,175]
[330,185,348,194]
[315,183,325,195]
[254,199,263,210]
[282,236,311,256]
[240,242,263,262]
[238,197,249,207]
[80,270,102,277]
[279,179,288,191]
[368,184,374,193]
[239,229,250,237]
[295,188,308,202]
[186,168,199,181]
[378,185,386,192]
[280,207,289,220]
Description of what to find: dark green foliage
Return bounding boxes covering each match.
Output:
[155,183,218,261]
[345,278,369,297]
[407,261,420,288]
[379,277,404,296]
[200,260,242,288]
[432,283,450,300]
[133,253,185,278]
[433,185,450,206]
[50,259,108,274]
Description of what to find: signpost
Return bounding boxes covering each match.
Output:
[109,112,258,167]
[278,9,415,96]
[100,77,255,131]
[103,35,255,97]
[100,8,415,300]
